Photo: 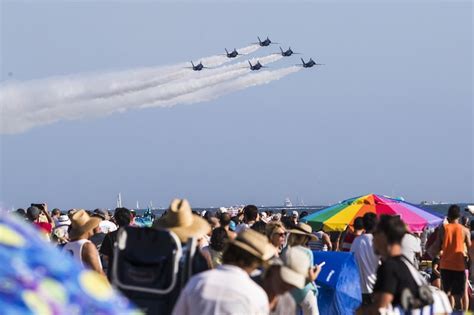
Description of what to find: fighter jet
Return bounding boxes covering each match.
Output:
[279,46,300,57]
[189,61,206,71]
[255,36,278,47]
[224,48,242,58]
[298,58,324,68]
[248,60,265,71]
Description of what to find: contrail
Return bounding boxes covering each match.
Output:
[0,54,285,134]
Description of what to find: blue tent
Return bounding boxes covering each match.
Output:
[312,251,362,314]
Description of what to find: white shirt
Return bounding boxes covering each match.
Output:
[235,223,250,234]
[63,239,102,269]
[350,234,380,294]
[99,220,117,233]
[172,264,269,315]
[402,233,421,266]
[271,292,296,315]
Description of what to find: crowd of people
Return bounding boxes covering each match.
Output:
[12,201,473,314]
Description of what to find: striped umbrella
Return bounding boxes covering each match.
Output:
[303,194,443,232]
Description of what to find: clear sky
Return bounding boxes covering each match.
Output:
[0,0,472,210]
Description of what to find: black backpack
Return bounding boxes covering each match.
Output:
[110,226,208,315]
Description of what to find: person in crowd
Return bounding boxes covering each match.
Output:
[235,205,259,233]
[26,204,54,240]
[172,229,275,315]
[459,216,471,310]
[340,217,364,252]
[153,199,211,270]
[431,253,441,288]
[257,247,320,315]
[265,221,287,256]
[291,211,299,225]
[51,208,61,226]
[63,210,104,275]
[300,211,309,219]
[129,209,138,226]
[15,208,27,220]
[356,215,418,314]
[90,212,107,252]
[329,231,342,251]
[271,213,282,222]
[251,220,267,235]
[94,208,117,233]
[286,222,320,315]
[435,205,471,311]
[309,228,332,252]
[219,212,237,240]
[100,207,132,278]
[401,227,422,268]
[52,214,71,245]
[207,227,229,268]
[350,212,379,305]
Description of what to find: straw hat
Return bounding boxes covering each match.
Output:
[280,246,311,289]
[153,199,211,243]
[287,222,318,241]
[68,210,102,240]
[231,229,275,261]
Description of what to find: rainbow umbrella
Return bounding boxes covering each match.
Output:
[303,194,443,232]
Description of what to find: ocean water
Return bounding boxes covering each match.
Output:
[135,203,472,218]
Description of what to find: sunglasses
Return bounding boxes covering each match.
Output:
[274,232,287,237]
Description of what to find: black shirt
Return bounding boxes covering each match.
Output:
[373,255,419,306]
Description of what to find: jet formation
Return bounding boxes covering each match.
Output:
[188,37,323,71]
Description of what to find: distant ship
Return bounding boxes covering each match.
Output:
[284,197,293,208]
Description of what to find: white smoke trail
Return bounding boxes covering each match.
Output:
[145,66,302,109]
[0,44,261,116]
[0,54,285,134]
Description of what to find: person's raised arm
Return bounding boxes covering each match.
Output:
[41,203,54,225]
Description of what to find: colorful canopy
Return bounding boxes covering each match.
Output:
[0,212,140,315]
[304,194,443,232]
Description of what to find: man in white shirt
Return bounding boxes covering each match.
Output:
[401,232,421,267]
[235,205,259,234]
[94,209,117,233]
[350,213,380,305]
[172,229,275,315]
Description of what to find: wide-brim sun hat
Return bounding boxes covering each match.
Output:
[68,210,102,240]
[287,222,318,241]
[231,229,275,261]
[280,246,311,289]
[153,199,211,243]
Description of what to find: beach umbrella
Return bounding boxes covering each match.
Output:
[304,194,443,232]
[0,211,141,315]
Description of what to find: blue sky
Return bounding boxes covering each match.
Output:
[0,1,472,209]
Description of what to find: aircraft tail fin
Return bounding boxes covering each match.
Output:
[280,46,283,53]
[257,36,261,43]
[225,48,228,54]
[191,61,195,67]
[248,60,252,68]
[301,58,305,64]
